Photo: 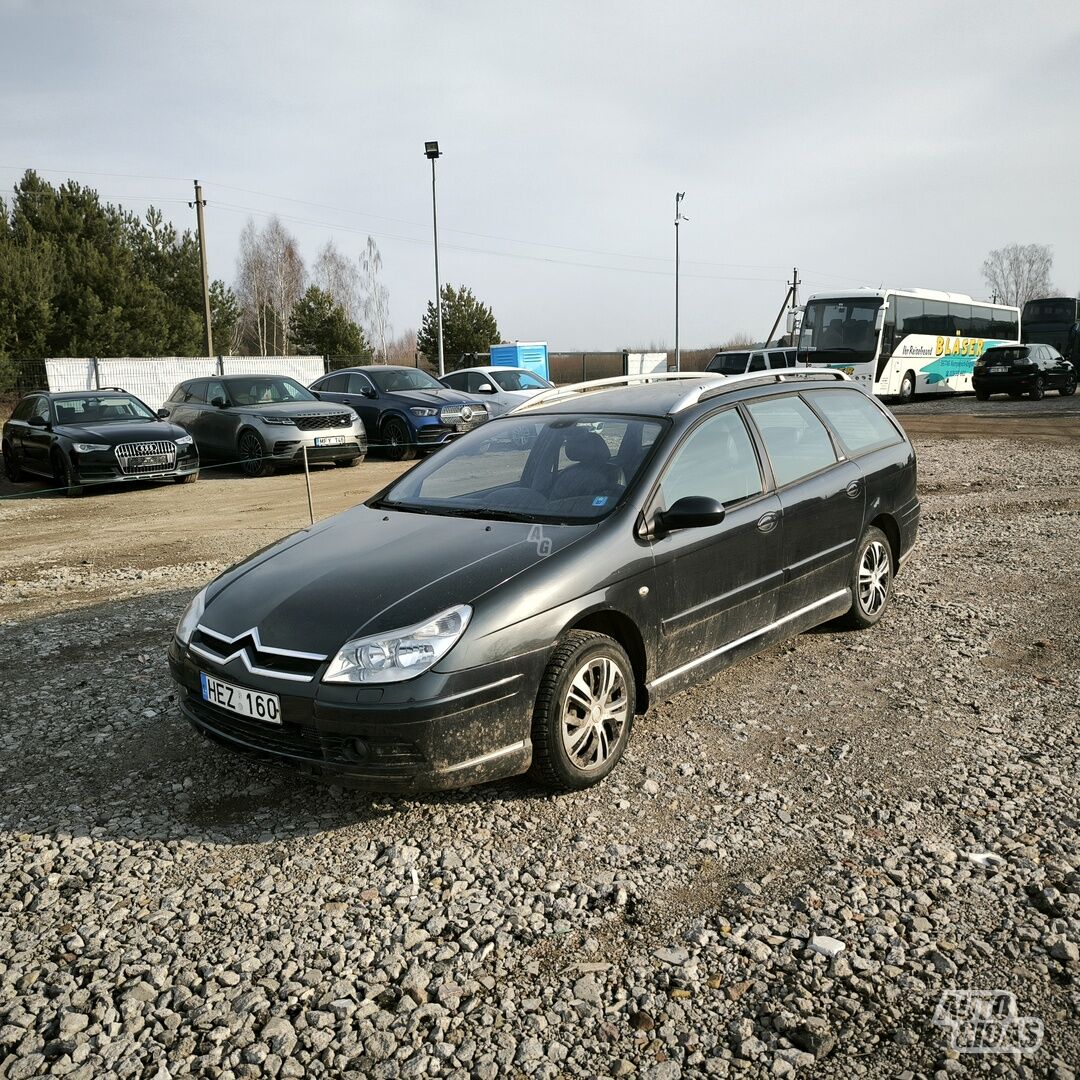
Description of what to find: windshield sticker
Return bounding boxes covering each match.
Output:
[592,496,608,507]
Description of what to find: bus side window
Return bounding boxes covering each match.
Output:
[877,303,896,381]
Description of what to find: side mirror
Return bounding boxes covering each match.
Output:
[657,496,726,532]
[157,408,170,419]
[874,307,887,332]
[476,383,495,393]
[28,414,49,428]
[211,397,227,408]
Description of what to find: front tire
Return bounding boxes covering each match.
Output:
[974,389,990,401]
[238,431,275,478]
[530,631,635,791]
[52,450,83,498]
[1030,376,1045,401]
[1060,376,1076,397]
[897,370,916,404]
[382,417,417,462]
[2,440,24,482]
[837,526,893,630]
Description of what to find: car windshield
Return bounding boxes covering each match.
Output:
[52,395,155,424]
[228,378,315,405]
[376,414,666,523]
[798,298,882,363]
[707,352,750,375]
[1022,300,1076,324]
[489,369,551,391]
[368,368,445,393]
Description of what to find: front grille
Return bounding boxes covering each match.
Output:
[190,627,323,680]
[439,405,489,429]
[114,440,177,475]
[292,413,353,431]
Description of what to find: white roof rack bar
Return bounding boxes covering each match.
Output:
[508,371,720,413]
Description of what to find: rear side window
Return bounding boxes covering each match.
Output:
[745,395,838,486]
[12,398,35,421]
[659,408,763,508]
[804,389,901,457]
[186,382,208,404]
[319,373,348,392]
[441,372,466,390]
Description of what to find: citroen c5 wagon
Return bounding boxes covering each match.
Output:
[169,370,919,792]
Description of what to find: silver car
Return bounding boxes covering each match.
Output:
[162,375,366,477]
[439,366,554,417]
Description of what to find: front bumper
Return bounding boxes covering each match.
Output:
[263,430,366,463]
[168,638,547,791]
[74,449,200,484]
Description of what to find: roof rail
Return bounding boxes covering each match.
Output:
[676,368,848,411]
[508,370,721,413]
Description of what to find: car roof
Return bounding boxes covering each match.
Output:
[35,389,137,399]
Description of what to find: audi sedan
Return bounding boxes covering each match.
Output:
[162,375,366,477]
[2,390,199,496]
[169,368,919,794]
[309,366,489,461]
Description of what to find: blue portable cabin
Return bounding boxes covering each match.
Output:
[489,341,549,381]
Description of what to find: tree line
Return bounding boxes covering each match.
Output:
[0,170,503,369]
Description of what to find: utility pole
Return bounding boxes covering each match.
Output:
[674,192,687,371]
[424,142,446,376]
[191,181,214,356]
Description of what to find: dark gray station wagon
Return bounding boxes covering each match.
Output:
[169,370,919,792]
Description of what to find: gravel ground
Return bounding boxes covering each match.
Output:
[1,431,1078,1079]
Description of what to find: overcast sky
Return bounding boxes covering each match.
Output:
[2,1,1079,351]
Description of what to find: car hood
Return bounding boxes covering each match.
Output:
[390,388,488,409]
[54,420,190,443]
[201,504,593,654]
[234,400,353,415]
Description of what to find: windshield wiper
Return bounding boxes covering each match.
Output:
[376,502,549,523]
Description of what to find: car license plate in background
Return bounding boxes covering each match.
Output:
[315,435,346,447]
[200,672,281,724]
[990,366,1008,373]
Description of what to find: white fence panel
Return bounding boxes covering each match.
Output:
[221,356,324,385]
[44,358,97,394]
[625,352,669,375]
[98,358,219,411]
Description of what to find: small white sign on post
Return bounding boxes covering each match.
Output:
[625,352,669,376]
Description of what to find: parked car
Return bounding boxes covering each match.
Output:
[706,348,798,375]
[972,344,1076,400]
[162,375,365,477]
[439,366,554,416]
[169,369,919,793]
[2,389,199,496]
[309,366,490,461]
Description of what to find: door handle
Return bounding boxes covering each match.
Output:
[845,480,862,499]
[756,511,779,533]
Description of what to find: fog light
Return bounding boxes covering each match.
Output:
[345,738,369,763]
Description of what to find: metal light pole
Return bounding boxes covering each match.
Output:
[425,141,446,377]
[674,192,687,371]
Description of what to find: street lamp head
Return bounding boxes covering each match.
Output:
[424,141,441,160]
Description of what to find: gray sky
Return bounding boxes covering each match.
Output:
[3,0,1079,350]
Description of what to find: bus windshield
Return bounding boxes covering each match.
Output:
[798,298,882,364]
[1022,299,1078,325]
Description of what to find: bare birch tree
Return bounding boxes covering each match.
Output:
[981,243,1054,307]
[359,236,392,360]
[234,216,306,354]
[313,239,361,325]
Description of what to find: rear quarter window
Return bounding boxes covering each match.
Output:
[804,388,901,456]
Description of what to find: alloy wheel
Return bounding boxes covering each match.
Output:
[858,540,891,616]
[239,431,265,477]
[560,655,629,771]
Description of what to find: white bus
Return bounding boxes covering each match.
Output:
[797,288,1021,401]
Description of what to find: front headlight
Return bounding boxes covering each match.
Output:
[175,587,207,645]
[410,407,439,417]
[323,604,472,684]
[175,434,194,446]
[261,415,296,425]
[72,442,110,453]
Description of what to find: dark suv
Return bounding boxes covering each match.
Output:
[309,366,489,461]
[3,389,199,496]
[169,370,919,793]
[973,345,1076,400]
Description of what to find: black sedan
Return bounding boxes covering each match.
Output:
[2,390,199,496]
[973,344,1076,400]
[309,366,489,461]
[169,369,919,794]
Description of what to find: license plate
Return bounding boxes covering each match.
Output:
[134,454,169,466]
[989,366,1008,373]
[200,672,281,724]
[314,435,346,447]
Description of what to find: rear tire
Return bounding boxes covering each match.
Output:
[238,430,275,478]
[530,631,635,791]
[897,370,916,404]
[52,450,83,498]
[837,526,893,630]
[382,417,417,462]
[1029,376,1045,401]
[1060,376,1076,397]
[2,440,24,482]
[974,389,990,401]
